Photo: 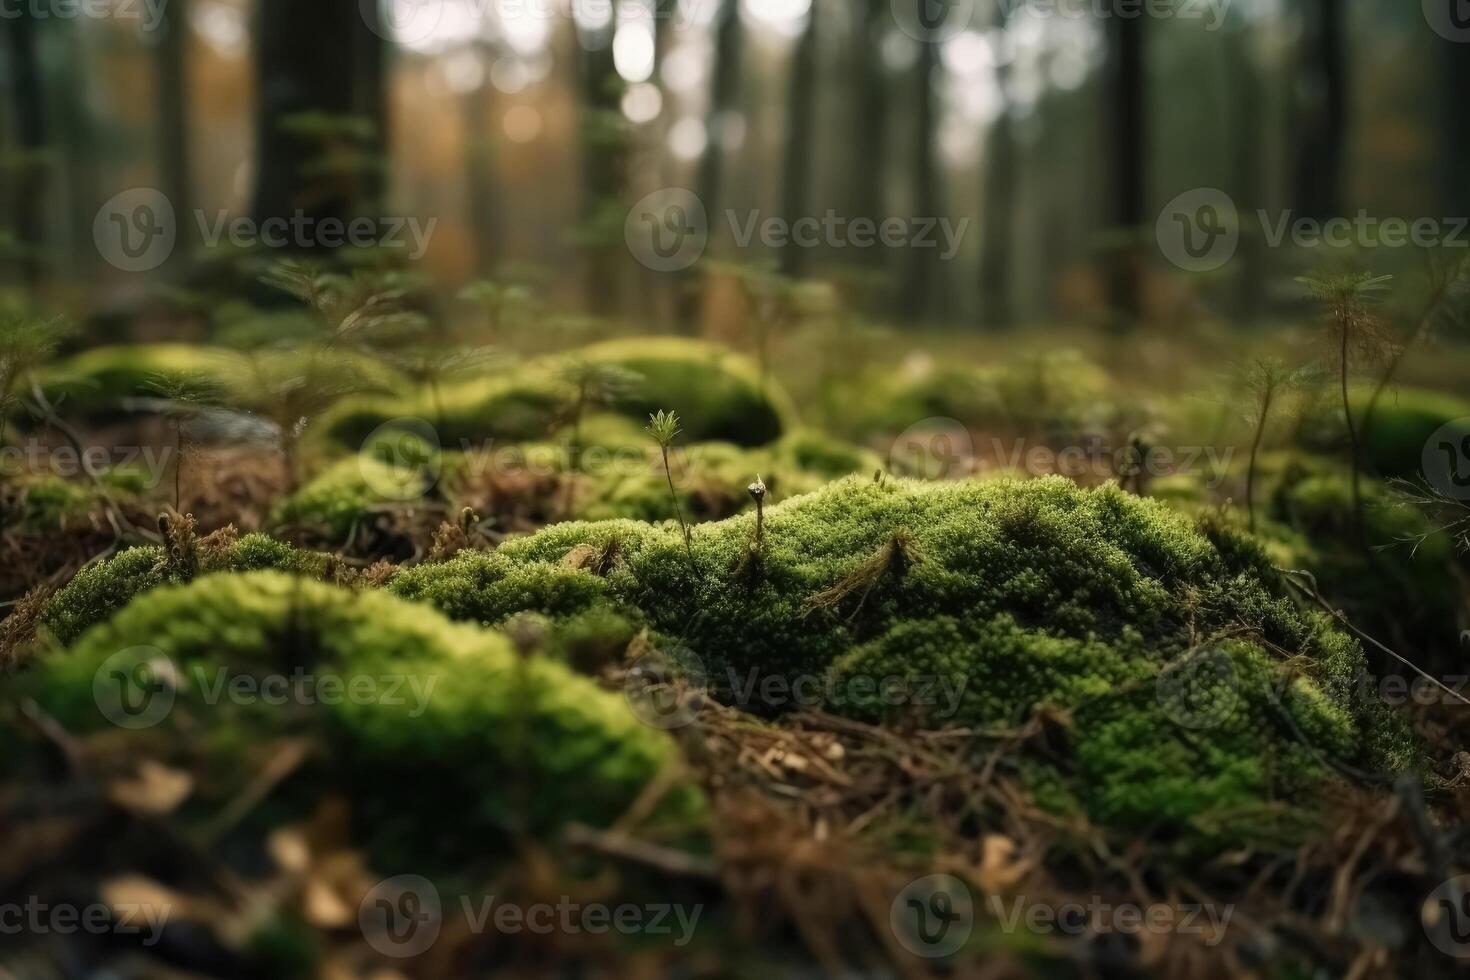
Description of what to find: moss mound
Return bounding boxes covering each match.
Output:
[42,344,245,416]
[1359,386,1470,480]
[326,337,797,449]
[458,429,881,523]
[1300,385,1470,480]
[1263,456,1463,655]
[23,572,701,850]
[272,452,432,537]
[849,350,1112,440]
[392,475,1414,838]
[41,533,333,647]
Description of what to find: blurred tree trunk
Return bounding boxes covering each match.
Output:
[1441,30,1470,220]
[250,0,386,252]
[464,42,499,276]
[158,0,191,268]
[1,9,47,282]
[1231,29,1263,322]
[577,27,628,315]
[681,0,743,325]
[1105,13,1147,324]
[899,28,939,321]
[847,0,887,264]
[979,9,1014,328]
[1294,0,1345,221]
[780,2,818,277]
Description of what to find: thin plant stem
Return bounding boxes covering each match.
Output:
[662,444,696,572]
[1247,390,1272,534]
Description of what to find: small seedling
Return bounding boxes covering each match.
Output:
[1241,358,1315,532]
[646,410,697,574]
[145,371,224,514]
[748,475,767,551]
[236,350,374,494]
[387,345,501,431]
[558,359,641,517]
[1299,272,1396,543]
[0,312,68,450]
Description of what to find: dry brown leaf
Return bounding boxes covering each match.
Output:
[976,834,1030,893]
[108,761,193,816]
[304,874,355,928]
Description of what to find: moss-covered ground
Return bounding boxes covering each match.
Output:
[2,332,1467,978]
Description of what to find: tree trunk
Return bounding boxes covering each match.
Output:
[1294,0,1345,221]
[578,27,628,315]
[158,0,191,268]
[1,9,47,283]
[250,0,386,251]
[1105,13,1147,324]
[779,3,819,278]
[463,43,499,276]
[1441,25,1470,220]
[677,0,743,326]
[979,9,1015,328]
[899,26,939,321]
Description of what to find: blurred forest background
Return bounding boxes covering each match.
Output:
[0,0,1465,333]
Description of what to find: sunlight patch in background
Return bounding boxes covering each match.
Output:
[740,0,811,39]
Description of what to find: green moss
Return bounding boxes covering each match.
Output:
[850,350,1112,440]
[42,344,244,416]
[830,620,1361,833]
[271,453,431,537]
[15,476,91,528]
[1263,458,1462,655]
[475,430,882,524]
[25,572,702,850]
[390,551,612,627]
[1300,385,1470,480]
[41,534,332,647]
[394,475,1415,839]
[326,337,797,450]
